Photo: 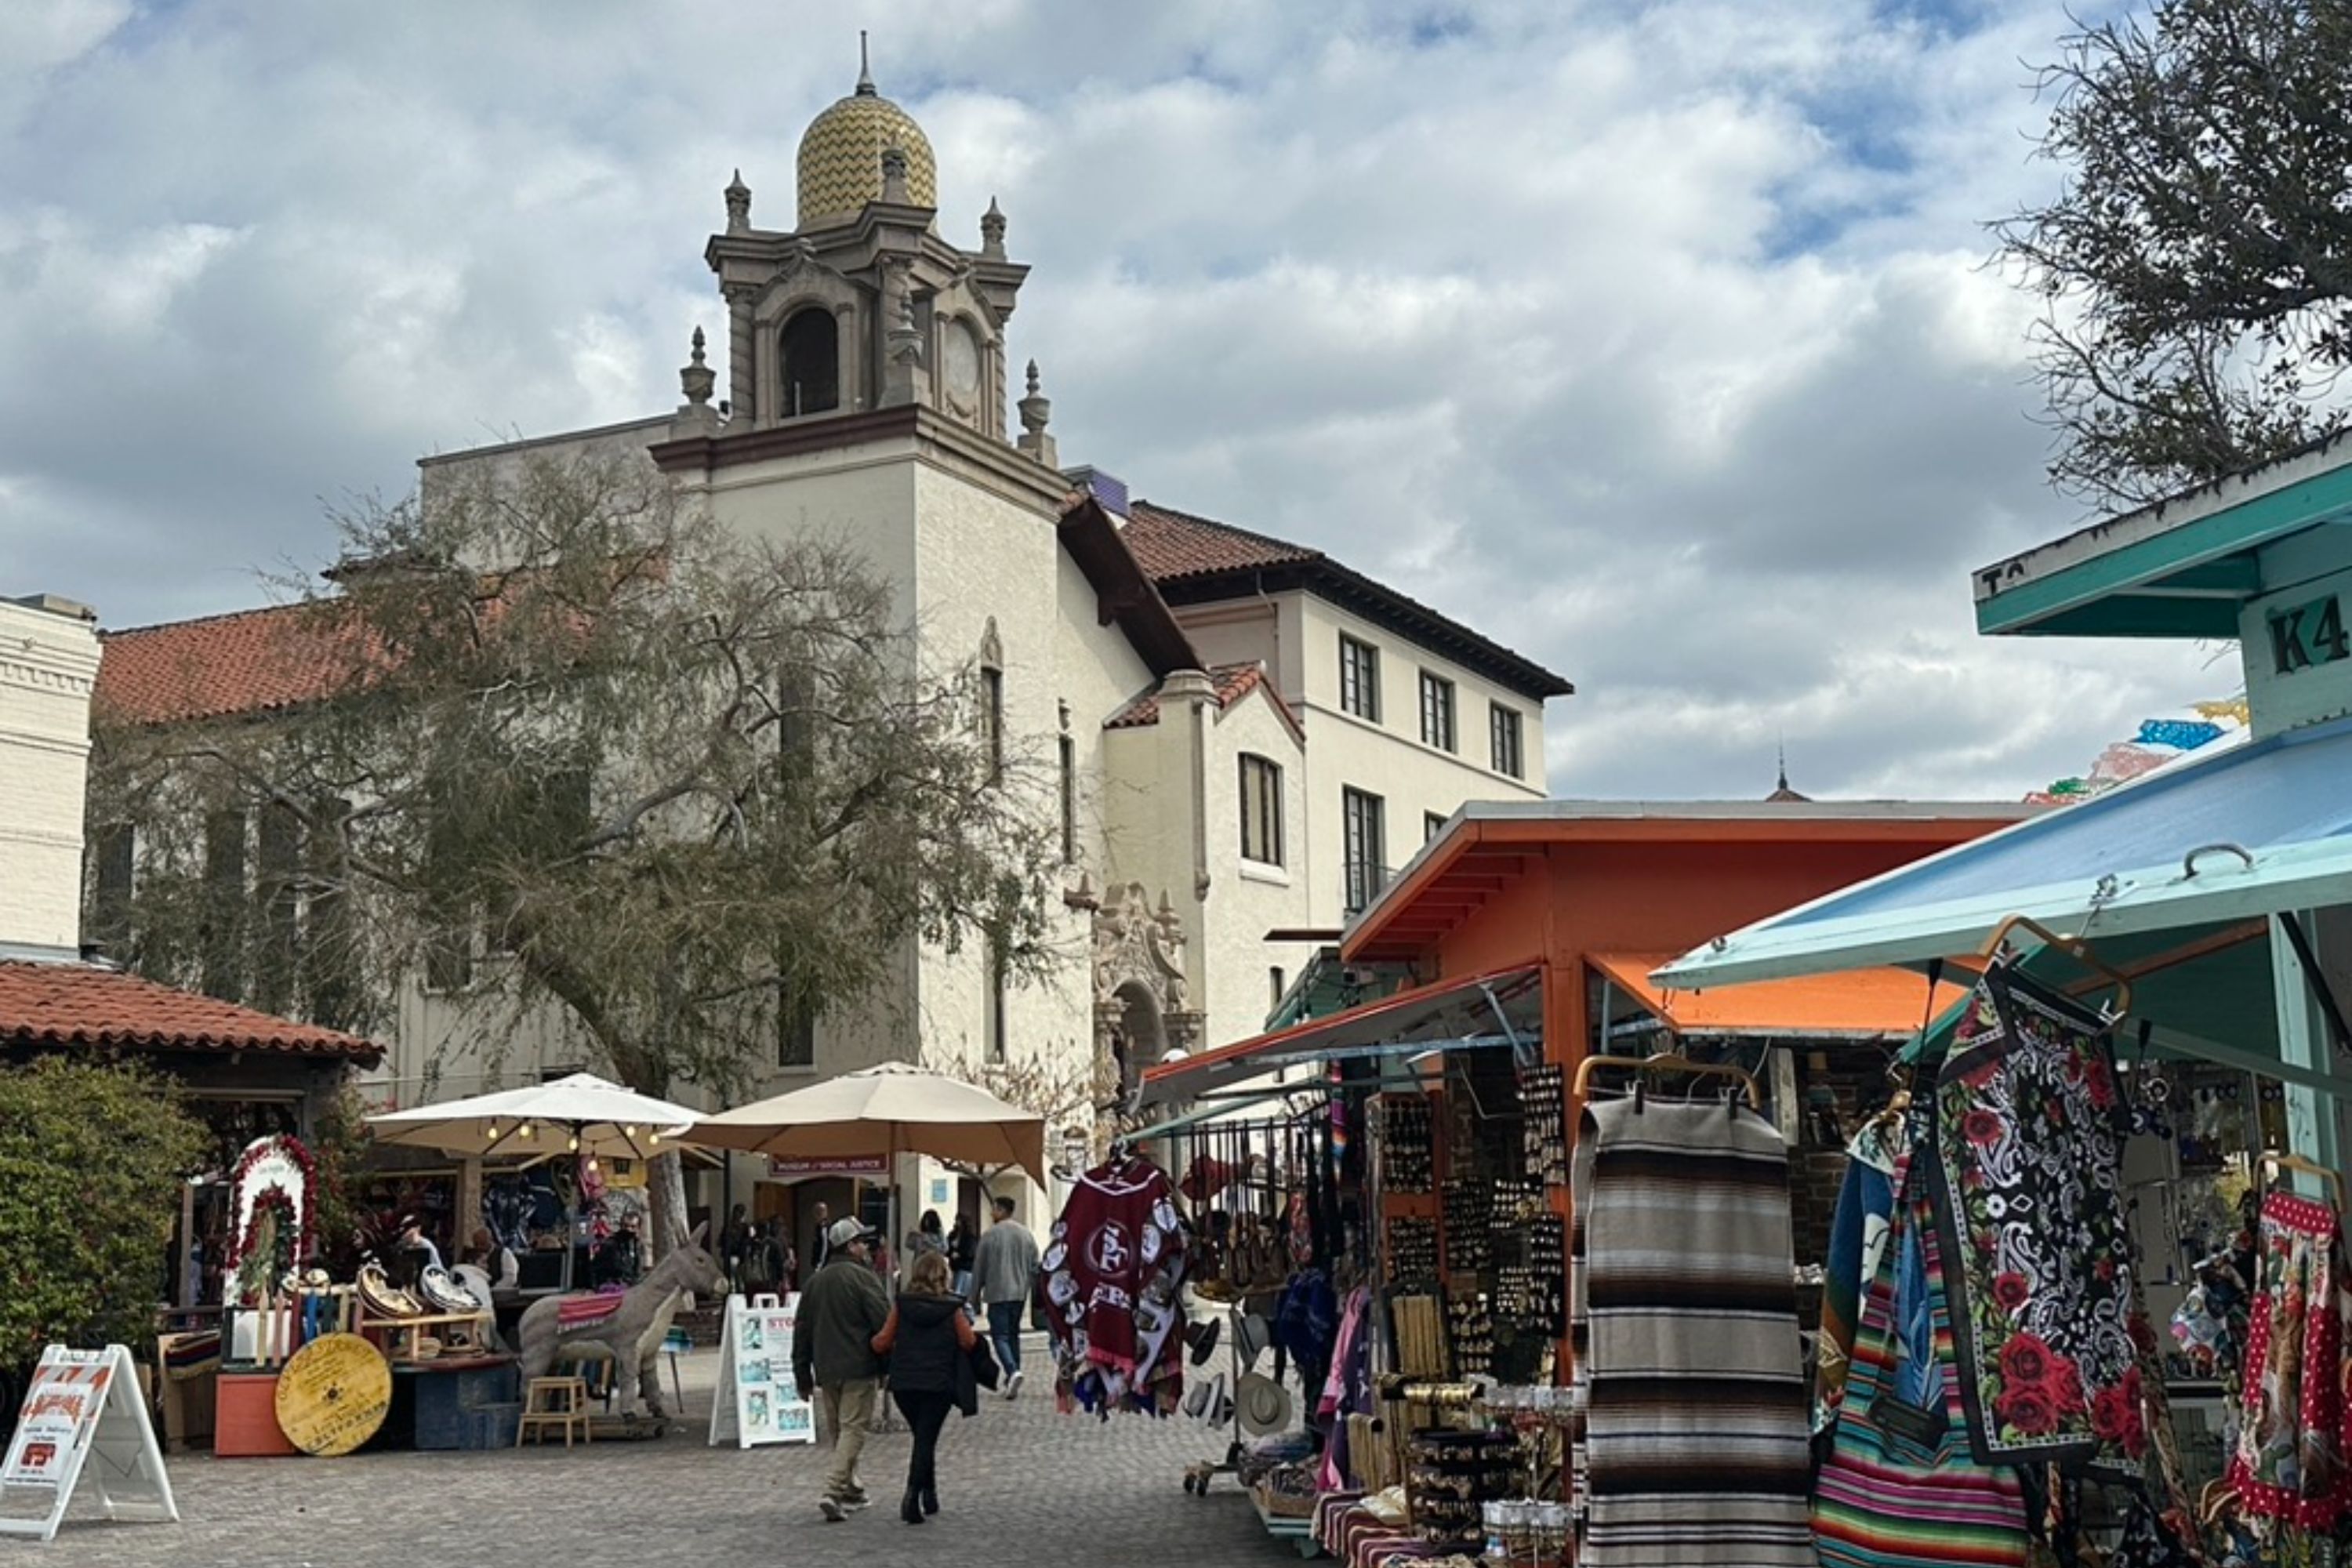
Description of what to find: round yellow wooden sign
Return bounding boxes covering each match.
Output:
[273,1333,391,1457]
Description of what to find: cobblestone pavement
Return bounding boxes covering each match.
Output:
[16,1340,1303,1568]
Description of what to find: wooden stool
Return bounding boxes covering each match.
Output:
[517,1376,592,1448]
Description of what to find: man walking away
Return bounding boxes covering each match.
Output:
[793,1218,890,1520]
[972,1195,1040,1398]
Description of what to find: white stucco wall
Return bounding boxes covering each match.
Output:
[0,598,100,956]
[1293,596,1549,927]
[1200,688,1315,1050]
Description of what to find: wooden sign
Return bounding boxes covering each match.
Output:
[708,1294,816,1448]
[0,1345,177,1543]
[273,1334,390,1457]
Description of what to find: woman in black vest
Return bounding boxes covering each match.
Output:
[870,1249,979,1523]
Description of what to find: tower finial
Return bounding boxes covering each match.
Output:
[724,169,751,233]
[981,194,1007,259]
[1777,738,1788,794]
[1018,360,1057,467]
[856,30,876,95]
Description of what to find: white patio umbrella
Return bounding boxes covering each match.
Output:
[690,1062,1048,1186]
[368,1072,705,1287]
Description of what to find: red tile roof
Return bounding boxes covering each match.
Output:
[0,961,383,1063]
[1104,662,1298,735]
[1123,499,1574,700]
[96,603,365,727]
[1122,502,1323,582]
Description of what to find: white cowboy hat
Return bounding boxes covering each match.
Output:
[1236,1372,1290,1437]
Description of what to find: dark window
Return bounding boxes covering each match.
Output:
[778,996,816,1068]
[254,803,303,1014]
[1342,786,1386,916]
[200,809,249,1002]
[1270,967,1287,1011]
[980,666,1004,785]
[304,797,360,1031]
[779,307,840,417]
[90,823,135,953]
[1239,755,1283,866]
[1339,635,1381,722]
[1425,811,1448,845]
[1058,733,1076,862]
[985,942,1008,1065]
[1418,671,1456,751]
[1490,704,1525,779]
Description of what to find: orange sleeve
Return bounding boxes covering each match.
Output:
[954,1312,976,1352]
[872,1305,899,1354]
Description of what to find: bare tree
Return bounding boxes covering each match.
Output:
[1999,0,2352,507]
[90,449,1065,1250]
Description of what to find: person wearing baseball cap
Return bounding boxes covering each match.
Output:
[793,1216,889,1521]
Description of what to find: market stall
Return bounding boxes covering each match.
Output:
[1653,433,2352,1565]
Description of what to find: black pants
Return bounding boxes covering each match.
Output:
[892,1388,954,1498]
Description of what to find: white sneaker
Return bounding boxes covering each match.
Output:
[1006,1369,1024,1399]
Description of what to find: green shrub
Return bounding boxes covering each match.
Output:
[0,1057,205,1369]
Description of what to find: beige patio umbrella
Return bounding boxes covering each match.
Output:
[688,1062,1048,1186]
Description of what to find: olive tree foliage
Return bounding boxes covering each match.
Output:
[89,451,1067,1244]
[1999,0,2352,507]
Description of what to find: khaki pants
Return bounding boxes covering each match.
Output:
[816,1378,878,1497]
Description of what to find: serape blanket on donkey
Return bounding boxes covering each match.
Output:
[1577,1097,1813,1567]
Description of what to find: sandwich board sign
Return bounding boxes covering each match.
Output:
[0,1344,178,1543]
[709,1293,816,1449]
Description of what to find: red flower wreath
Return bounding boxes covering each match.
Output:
[227,1134,318,1269]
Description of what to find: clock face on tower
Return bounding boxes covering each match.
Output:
[942,321,981,409]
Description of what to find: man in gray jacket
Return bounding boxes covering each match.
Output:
[793,1218,890,1520]
[971,1196,1040,1398]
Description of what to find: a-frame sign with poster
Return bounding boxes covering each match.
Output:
[0,1345,178,1544]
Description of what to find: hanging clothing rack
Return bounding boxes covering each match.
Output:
[1571,1050,1762,1109]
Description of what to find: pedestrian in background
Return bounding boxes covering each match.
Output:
[871,1249,979,1524]
[972,1194,1040,1398]
[948,1211,978,1301]
[793,1218,890,1522]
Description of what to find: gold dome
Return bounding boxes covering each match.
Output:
[797,71,937,227]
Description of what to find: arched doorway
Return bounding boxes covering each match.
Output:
[779,307,840,417]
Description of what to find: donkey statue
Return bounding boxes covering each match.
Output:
[517,1221,726,1420]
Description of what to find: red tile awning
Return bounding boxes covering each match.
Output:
[1138,964,1541,1107]
[0,961,383,1064]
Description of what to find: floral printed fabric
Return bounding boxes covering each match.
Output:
[1931,960,2140,1469]
[2225,1191,2352,1531]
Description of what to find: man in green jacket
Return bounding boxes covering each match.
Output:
[793,1218,890,1521]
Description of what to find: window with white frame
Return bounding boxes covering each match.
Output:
[1339,634,1381,722]
[1419,671,1457,752]
[1342,786,1387,915]
[1239,754,1284,866]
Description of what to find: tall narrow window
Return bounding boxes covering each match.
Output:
[778,995,816,1068]
[980,666,1004,785]
[305,797,359,1030]
[1342,786,1387,916]
[1058,733,1076,862]
[1269,967,1287,1011]
[90,822,135,954]
[253,803,303,1014]
[1490,704,1525,779]
[1239,754,1284,866]
[985,942,1009,1065]
[779,307,840,417]
[200,809,249,1002]
[1339,634,1381,721]
[1425,811,1449,845]
[1418,671,1457,751]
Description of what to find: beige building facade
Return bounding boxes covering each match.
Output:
[84,60,1571,1227]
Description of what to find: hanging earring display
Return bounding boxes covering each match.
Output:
[1443,1177,1493,1274]
[1377,1095,1436,1192]
[1386,1216,1439,1283]
[1519,1064,1569,1185]
[1445,1291,1494,1377]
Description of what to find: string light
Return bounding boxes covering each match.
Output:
[519,1123,534,1139]
[485,1122,499,1141]
[586,1157,599,1174]
[567,1132,580,1153]
[648,1131,662,1146]
[624,1126,637,1138]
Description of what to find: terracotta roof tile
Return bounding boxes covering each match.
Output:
[1104,662,1290,731]
[97,603,365,727]
[1122,502,1323,582]
[0,961,383,1062]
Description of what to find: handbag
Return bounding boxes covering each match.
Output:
[1813,1146,2030,1568]
[968,1330,1000,1392]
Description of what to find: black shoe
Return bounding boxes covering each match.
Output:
[901,1486,926,1525]
[921,1484,939,1516]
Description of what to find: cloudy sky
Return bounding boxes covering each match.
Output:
[0,0,2225,800]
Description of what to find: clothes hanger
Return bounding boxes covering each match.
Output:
[1571,1050,1761,1109]
[2259,1149,2346,1202]
[1980,913,2133,1016]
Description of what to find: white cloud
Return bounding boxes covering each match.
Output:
[0,0,2232,804]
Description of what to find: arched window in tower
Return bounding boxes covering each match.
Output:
[779,307,840,418]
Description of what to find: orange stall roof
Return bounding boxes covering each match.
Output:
[1591,953,1968,1041]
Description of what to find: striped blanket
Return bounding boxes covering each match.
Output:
[1576,1098,1813,1567]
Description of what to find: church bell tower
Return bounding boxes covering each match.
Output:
[699,38,1031,441]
